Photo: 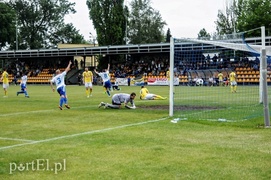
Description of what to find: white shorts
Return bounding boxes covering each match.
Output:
[3,83,9,89]
[84,82,93,88]
[230,81,237,86]
[144,94,155,100]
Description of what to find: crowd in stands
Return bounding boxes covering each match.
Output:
[111,53,262,79]
[1,53,264,83]
[111,55,170,78]
[3,59,69,78]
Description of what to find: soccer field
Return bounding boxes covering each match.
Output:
[0,85,271,179]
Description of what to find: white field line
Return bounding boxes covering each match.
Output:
[0,100,152,117]
[0,117,170,151]
[0,105,97,117]
[0,137,37,142]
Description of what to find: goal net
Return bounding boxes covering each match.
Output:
[169,27,271,124]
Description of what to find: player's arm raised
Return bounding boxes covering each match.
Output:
[65,61,72,73]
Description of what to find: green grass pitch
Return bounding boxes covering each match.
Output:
[0,84,271,179]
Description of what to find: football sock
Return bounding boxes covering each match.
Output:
[24,91,28,96]
[107,104,119,109]
[154,95,166,100]
[106,90,110,96]
[60,97,65,107]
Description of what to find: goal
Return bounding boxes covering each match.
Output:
[169,26,270,126]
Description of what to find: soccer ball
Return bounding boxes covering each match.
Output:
[196,79,204,86]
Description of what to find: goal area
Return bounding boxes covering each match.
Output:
[169,27,270,126]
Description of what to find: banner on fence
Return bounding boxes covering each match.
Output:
[115,78,128,85]
[147,77,179,86]
[115,77,179,86]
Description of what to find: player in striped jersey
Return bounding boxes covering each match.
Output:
[94,64,112,97]
[50,61,72,110]
[17,73,29,98]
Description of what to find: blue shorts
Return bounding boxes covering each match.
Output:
[104,80,112,89]
[21,84,26,91]
[57,86,66,96]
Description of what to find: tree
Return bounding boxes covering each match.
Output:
[215,0,271,37]
[0,2,16,50]
[49,23,86,46]
[237,0,271,37]
[197,28,211,39]
[8,0,84,49]
[86,0,127,46]
[215,0,237,35]
[128,0,166,44]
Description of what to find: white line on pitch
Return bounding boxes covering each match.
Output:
[0,117,170,151]
[0,102,158,117]
[0,137,37,142]
[0,105,95,117]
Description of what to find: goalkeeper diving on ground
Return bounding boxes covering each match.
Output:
[98,92,136,109]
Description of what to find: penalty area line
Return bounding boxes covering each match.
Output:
[0,117,170,151]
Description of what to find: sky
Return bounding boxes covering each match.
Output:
[65,0,227,41]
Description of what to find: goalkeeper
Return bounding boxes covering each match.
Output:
[98,92,136,109]
[140,86,167,100]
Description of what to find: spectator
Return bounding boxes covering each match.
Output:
[13,75,18,86]
[74,59,78,69]
[127,76,131,86]
[80,60,84,69]
[77,73,82,86]
[112,82,121,91]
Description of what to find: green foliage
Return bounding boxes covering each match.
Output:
[0,2,16,49]
[86,0,126,46]
[215,0,237,35]
[129,0,166,44]
[215,0,271,36]
[86,0,127,68]
[237,0,271,37]
[7,0,84,49]
[50,23,86,45]
[197,28,211,39]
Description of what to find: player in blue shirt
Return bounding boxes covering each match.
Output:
[94,64,112,97]
[50,61,72,110]
[17,73,29,98]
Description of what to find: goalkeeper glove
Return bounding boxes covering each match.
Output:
[125,105,136,109]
